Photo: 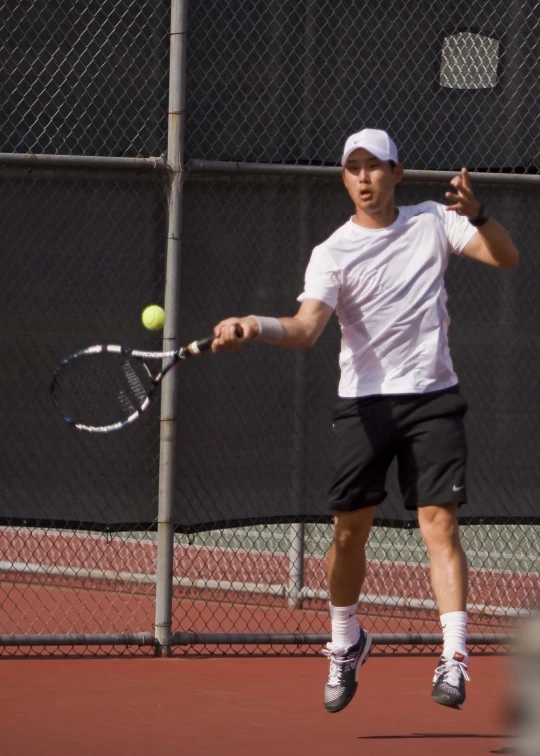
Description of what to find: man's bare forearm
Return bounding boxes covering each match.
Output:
[276,316,320,349]
[212,299,334,353]
[475,217,519,269]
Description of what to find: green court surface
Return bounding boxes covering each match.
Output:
[176,523,539,574]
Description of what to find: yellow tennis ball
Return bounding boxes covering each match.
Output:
[142,305,166,331]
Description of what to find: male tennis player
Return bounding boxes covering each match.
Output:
[212,128,519,713]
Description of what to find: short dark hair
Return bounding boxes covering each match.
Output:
[389,160,397,171]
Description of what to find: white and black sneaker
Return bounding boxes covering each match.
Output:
[323,628,372,713]
[431,652,470,709]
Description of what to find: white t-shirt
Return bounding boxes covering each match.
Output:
[298,201,477,397]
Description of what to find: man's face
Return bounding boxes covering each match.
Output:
[342,148,402,212]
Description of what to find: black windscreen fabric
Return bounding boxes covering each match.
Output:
[1,174,538,531]
[0,174,166,530]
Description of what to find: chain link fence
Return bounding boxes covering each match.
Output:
[0,171,167,655]
[186,0,540,171]
[0,1,538,656]
[1,0,170,156]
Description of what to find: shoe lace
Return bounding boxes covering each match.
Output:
[322,646,350,686]
[435,658,471,688]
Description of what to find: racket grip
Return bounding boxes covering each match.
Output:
[189,324,243,354]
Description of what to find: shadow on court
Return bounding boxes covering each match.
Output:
[359,732,510,739]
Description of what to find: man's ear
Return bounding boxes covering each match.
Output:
[394,163,404,185]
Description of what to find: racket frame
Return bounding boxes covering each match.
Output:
[51,334,216,433]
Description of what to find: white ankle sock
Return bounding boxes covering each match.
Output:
[330,602,360,649]
[441,610,468,661]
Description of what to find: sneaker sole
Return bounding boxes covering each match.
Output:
[326,633,373,714]
[431,691,465,710]
[325,681,358,714]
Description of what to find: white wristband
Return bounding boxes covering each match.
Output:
[249,315,284,345]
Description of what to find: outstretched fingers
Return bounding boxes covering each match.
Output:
[445,167,480,218]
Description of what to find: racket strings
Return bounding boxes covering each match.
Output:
[121,360,151,412]
[53,352,153,427]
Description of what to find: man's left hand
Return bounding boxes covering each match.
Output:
[445,167,481,220]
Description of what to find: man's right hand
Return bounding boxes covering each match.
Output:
[212,316,260,352]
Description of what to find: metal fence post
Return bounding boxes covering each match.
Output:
[287,3,316,609]
[287,179,311,608]
[154,0,189,657]
[287,523,305,607]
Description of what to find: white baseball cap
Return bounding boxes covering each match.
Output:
[341,128,399,166]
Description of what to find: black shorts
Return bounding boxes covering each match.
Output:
[327,385,468,512]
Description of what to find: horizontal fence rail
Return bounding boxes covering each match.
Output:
[173,633,514,648]
[188,159,540,185]
[0,153,167,172]
[0,633,155,648]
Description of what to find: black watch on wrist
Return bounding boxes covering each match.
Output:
[469,204,489,227]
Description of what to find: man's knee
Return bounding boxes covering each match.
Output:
[418,503,461,550]
[332,506,375,553]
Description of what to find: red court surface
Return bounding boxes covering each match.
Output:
[0,654,513,756]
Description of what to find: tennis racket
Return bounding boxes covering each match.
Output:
[51,326,241,434]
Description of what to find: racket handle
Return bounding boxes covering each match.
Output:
[188,324,244,354]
